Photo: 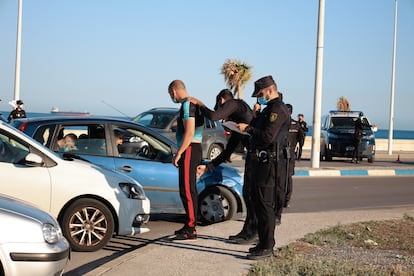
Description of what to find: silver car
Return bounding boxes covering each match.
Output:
[132,107,228,160]
[0,194,70,276]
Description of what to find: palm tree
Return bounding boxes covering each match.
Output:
[336,96,351,111]
[221,59,252,99]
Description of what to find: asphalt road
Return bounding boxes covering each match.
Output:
[63,175,414,275]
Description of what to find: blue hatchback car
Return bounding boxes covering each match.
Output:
[13,116,244,224]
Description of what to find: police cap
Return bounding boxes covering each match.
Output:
[251,75,276,97]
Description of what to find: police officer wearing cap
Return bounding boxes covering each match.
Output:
[7,100,26,123]
[274,103,304,225]
[238,75,290,260]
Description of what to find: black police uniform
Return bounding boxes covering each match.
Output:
[275,117,304,222]
[7,108,26,123]
[297,119,308,160]
[353,116,366,163]
[201,98,256,242]
[201,98,252,167]
[245,97,290,253]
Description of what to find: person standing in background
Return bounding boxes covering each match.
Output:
[274,104,303,225]
[7,100,26,123]
[296,113,308,160]
[353,112,369,164]
[168,80,203,240]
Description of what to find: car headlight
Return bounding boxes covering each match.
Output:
[43,223,63,244]
[119,183,146,200]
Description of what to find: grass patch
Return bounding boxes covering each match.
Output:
[248,214,414,276]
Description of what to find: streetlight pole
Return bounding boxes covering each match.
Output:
[311,0,326,168]
[14,0,23,102]
[388,0,398,155]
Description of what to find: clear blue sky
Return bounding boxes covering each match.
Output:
[1,0,413,129]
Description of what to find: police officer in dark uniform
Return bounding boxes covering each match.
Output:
[353,112,369,163]
[274,103,303,225]
[238,75,290,260]
[189,89,256,244]
[297,113,308,160]
[7,100,26,123]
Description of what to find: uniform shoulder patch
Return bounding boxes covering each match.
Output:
[269,113,278,122]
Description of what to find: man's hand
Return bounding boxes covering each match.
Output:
[187,96,203,107]
[172,152,181,167]
[196,165,207,178]
[196,163,214,179]
[237,123,249,132]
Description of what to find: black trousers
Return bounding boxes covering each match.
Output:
[353,137,362,160]
[212,131,246,167]
[178,143,202,229]
[297,138,305,159]
[274,158,287,220]
[238,154,258,236]
[250,157,276,250]
[274,153,296,220]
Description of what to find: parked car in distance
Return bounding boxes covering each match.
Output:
[13,116,244,224]
[132,107,228,160]
[0,194,70,276]
[0,121,150,252]
[320,110,376,162]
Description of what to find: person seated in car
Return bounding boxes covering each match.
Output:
[114,130,125,155]
[57,133,78,152]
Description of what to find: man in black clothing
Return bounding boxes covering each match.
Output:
[238,75,290,260]
[353,112,368,164]
[274,104,303,225]
[189,90,256,244]
[296,113,308,160]
[190,89,253,170]
[7,100,26,123]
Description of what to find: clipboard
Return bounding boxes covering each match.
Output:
[222,121,250,136]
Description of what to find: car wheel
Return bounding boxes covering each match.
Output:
[207,144,223,160]
[60,198,114,252]
[199,186,237,224]
[368,156,374,163]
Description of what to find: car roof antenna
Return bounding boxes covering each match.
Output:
[101,100,132,119]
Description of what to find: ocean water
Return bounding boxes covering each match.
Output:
[2,111,413,139]
[307,125,413,139]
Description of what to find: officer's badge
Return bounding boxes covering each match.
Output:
[269,113,278,122]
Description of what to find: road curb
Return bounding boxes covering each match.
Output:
[295,169,414,177]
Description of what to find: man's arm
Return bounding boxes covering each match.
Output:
[201,100,238,121]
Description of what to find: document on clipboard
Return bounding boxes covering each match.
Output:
[222,121,250,136]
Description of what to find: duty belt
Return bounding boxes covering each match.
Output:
[248,150,277,163]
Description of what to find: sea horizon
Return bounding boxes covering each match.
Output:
[1,110,413,140]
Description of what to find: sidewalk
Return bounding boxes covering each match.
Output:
[89,207,414,276]
[85,144,414,276]
[294,150,414,176]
